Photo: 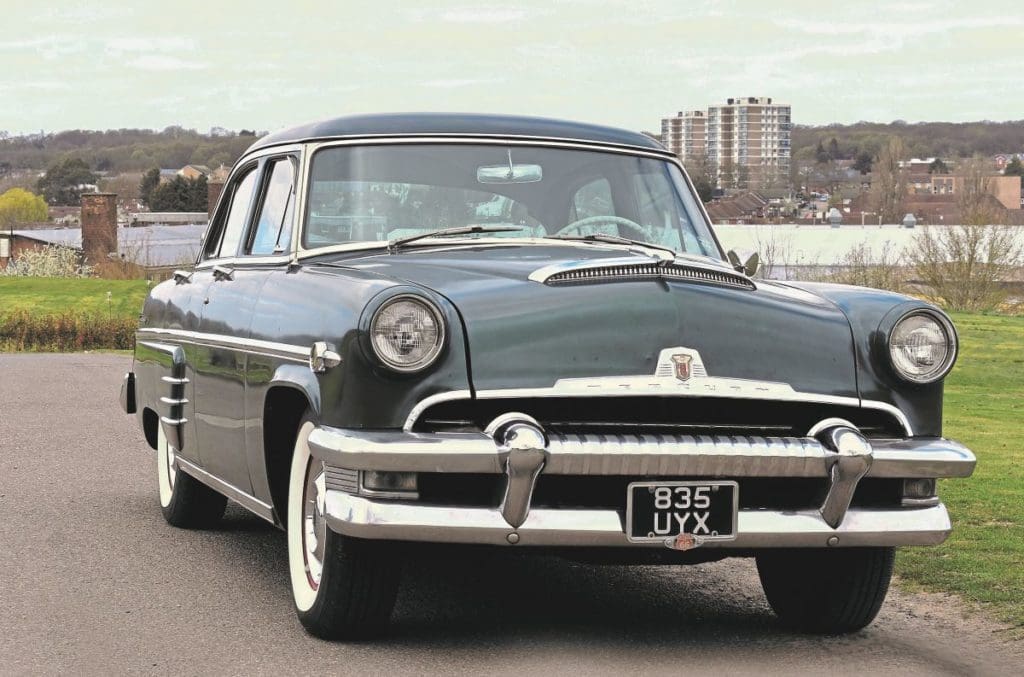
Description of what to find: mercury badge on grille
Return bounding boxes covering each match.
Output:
[542,347,797,400]
[670,353,694,382]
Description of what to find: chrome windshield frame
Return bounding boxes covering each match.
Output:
[285,135,726,262]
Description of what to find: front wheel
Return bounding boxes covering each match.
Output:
[756,547,895,634]
[157,423,226,528]
[287,416,402,640]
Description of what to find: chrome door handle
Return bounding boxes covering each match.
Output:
[212,265,234,281]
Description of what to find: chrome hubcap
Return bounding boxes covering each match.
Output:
[166,443,177,489]
[302,459,327,588]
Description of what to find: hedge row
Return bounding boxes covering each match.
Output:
[0,311,137,351]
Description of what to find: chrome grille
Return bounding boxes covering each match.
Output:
[412,396,906,439]
[543,262,755,290]
[545,432,825,476]
[324,466,359,493]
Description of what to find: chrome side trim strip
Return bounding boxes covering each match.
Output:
[860,400,914,437]
[324,492,953,549]
[308,426,976,479]
[402,387,914,436]
[139,341,189,451]
[403,390,474,431]
[137,328,311,363]
[175,456,276,523]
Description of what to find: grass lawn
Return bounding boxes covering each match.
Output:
[896,313,1024,630]
[0,277,151,319]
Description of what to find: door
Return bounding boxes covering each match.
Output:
[191,156,298,493]
[190,163,260,492]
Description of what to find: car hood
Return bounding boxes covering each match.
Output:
[330,243,858,398]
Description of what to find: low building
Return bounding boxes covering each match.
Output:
[705,192,770,223]
[1,191,206,277]
[178,164,212,180]
[994,153,1024,171]
[1,224,205,278]
[129,212,209,226]
[906,174,1021,210]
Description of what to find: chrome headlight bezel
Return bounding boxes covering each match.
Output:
[368,293,447,373]
[886,309,958,385]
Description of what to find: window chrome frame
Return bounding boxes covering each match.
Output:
[194,142,305,270]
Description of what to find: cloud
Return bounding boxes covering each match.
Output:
[420,78,502,88]
[128,55,206,71]
[0,36,88,60]
[408,7,544,23]
[106,37,197,53]
[775,15,1024,38]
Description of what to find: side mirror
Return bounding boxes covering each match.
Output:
[727,249,760,277]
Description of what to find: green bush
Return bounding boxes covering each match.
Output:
[0,311,137,351]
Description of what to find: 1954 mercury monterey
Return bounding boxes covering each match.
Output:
[120,113,975,639]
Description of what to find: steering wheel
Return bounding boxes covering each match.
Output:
[552,215,648,240]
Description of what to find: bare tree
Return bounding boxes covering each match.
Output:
[869,136,907,223]
[827,241,905,292]
[956,157,1005,226]
[751,225,795,279]
[906,224,1023,311]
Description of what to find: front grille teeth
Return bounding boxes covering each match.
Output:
[544,262,755,290]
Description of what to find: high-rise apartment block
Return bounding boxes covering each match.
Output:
[660,110,707,162]
[662,97,791,189]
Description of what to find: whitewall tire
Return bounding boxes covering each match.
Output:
[155,421,227,528]
[287,414,402,639]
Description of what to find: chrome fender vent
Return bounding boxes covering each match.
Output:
[529,258,756,290]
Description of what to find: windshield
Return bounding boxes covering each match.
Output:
[303,143,720,257]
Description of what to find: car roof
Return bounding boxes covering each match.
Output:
[247,113,669,154]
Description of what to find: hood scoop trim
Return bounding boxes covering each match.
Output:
[528,256,756,290]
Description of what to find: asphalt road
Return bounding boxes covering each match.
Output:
[1,353,1020,676]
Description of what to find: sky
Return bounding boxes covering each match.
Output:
[2,0,1022,136]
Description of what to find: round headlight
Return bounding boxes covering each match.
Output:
[369,295,445,372]
[888,311,957,384]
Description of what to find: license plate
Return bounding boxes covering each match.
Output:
[626,481,738,543]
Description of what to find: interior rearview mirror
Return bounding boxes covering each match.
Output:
[477,163,543,184]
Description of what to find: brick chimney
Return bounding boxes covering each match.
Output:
[207,182,224,221]
[81,193,118,262]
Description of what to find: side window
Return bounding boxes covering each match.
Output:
[571,178,614,221]
[248,158,296,256]
[212,167,258,259]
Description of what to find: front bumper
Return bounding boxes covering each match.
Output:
[308,426,975,549]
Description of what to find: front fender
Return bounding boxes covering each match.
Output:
[785,281,949,436]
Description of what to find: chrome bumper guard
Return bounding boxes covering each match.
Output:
[308,419,975,549]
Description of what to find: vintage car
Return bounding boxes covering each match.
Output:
[121,113,975,639]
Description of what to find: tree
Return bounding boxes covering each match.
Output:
[815,140,830,164]
[928,158,949,174]
[906,224,1022,311]
[0,188,49,229]
[683,156,717,199]
[956,157,1004,226]
[36,157,97,205]
[139,167,161,207]
[1004,157,1024,177]
[828,137,840,160]
[148,175,207,212]
[869,137,907,223]
[852,151,873,174]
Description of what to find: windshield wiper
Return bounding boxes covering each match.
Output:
[544,233,677,258]
[387,225,523,253]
